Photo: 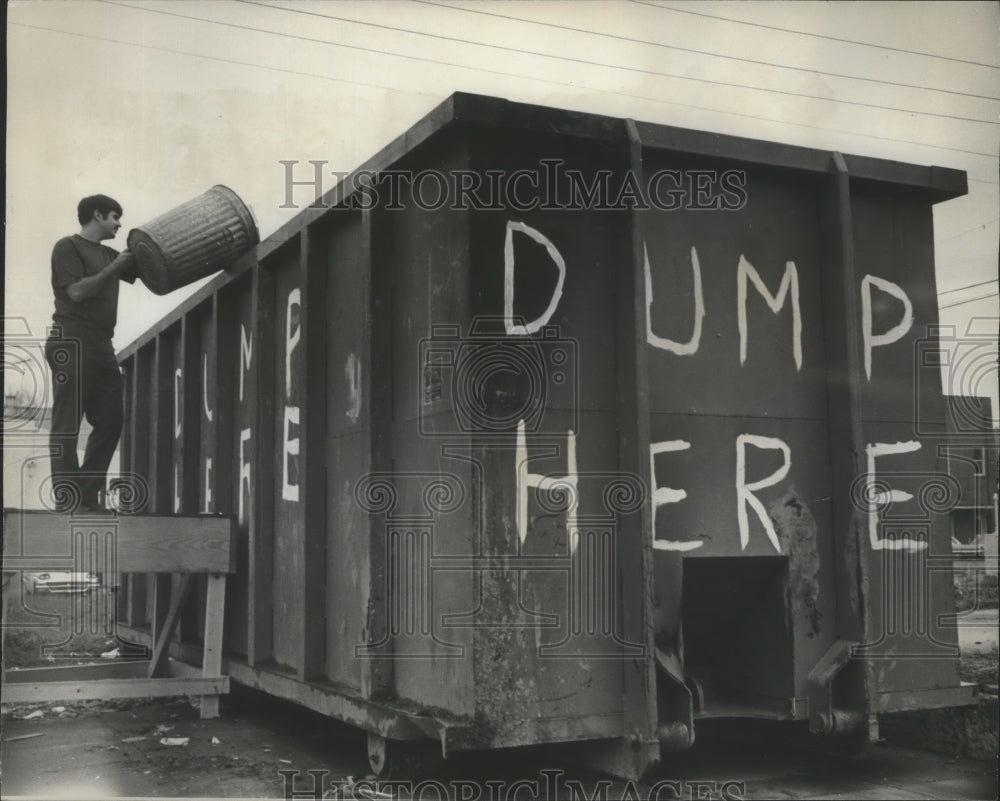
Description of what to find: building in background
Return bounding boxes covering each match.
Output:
[944,395,998,607]
[944,395,998,546]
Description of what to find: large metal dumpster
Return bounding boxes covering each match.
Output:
[115,93,974,778]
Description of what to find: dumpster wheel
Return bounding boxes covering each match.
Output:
[367,733,443,779]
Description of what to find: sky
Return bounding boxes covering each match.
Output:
[5,0,999,419]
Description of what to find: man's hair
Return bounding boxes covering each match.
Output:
[77,195,123,226]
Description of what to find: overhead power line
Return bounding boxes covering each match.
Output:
[940,292,999,310]
[939,278,999,296]
[942,219,1000,244]
[12,15,997,159]
[223,0,998,125]
[8,22,436,97]
[413,0,1000,101]
[633,1,1000,70]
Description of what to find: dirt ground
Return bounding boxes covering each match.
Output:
[1,689,369,799]
[2,690,997,800]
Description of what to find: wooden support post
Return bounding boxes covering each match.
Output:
[148,574,193,678]
[2,510,234,719]
[150,573,172,674]
[201,573,227,718]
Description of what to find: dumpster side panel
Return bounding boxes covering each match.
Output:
[197,311,214,516]
[223,274,255,657]
[851,186,961,700]
[853,190,945,423]
[639,151,840,716]
[177,313,206,644]
[269,241,305,672]
[388,140,476,717]
[462,130,633,740]
[145,328,179,625]
[323,210,370,691]
[641,158,829,422]
[124,342,154,626]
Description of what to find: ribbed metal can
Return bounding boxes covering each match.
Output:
[128,185,259,295]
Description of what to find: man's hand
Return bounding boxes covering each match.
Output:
[65,250,136,302]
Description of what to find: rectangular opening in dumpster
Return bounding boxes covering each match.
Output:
[682,556,793,719]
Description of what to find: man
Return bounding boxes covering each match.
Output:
[46,194,137,512]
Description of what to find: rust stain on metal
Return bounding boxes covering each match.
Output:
[771,487,823,637]
[471,569,539,748]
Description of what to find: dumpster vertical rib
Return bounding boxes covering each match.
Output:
[816,152,873,727]
[363,204,395,700]
[298,225,328,680]
[118,356,135,624]
[126,345,153,626]
[150,333,174,668]
[179,315,203,644]
[211,292,235,516]
[180,315,201,513]
[248,258,276,665]
[617,119,659,769]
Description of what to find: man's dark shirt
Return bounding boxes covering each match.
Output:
[51,235,137,342]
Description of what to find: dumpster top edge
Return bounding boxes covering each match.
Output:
[116,91,969,361]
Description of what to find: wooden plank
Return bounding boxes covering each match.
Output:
[298,225,328,681]
[7,657,215,682]
[5,661,150,682]
[1,676,227,704]
[148,574,194,677]
[149,574,172,676]
[201,573,227,718]
[248,252,276,665]
[3,511,237,574]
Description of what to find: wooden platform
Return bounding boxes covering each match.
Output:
[2,509,236,718]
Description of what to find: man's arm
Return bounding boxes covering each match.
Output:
[65,251,137,302]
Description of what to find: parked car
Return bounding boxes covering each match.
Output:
[21,571,100,594]
[952,537,986,560]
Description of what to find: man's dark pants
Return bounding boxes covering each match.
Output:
[45,331,124,511]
